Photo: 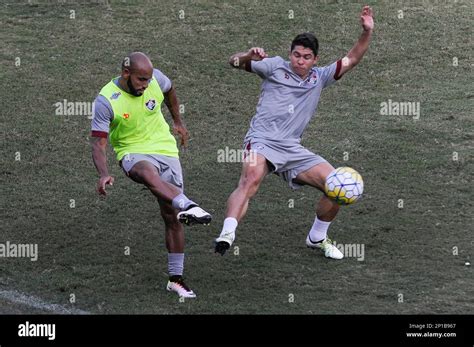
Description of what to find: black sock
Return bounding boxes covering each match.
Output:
[169,275,182,282]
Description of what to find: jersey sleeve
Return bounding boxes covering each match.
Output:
[316,60,342,89]
[91,95,113,137]
[153,68,172,93]
[248,56,284,79]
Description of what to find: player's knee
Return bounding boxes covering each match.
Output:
[240,173,262,196]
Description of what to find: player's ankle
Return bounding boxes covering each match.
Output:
[221,217,238,235]
[171,193,197,211]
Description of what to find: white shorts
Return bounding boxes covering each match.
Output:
[244,138,327,190]
[119,153,184,192]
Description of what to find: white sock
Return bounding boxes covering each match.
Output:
[171,193,196,211]
[168,253,184,277]
[308,216,331,243]
[220,217,238,236]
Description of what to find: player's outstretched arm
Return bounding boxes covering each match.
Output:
[229,47,268,71]
[91,137,114,195]
[339,5,374,76]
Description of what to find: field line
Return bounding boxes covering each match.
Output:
[0,288,90,314]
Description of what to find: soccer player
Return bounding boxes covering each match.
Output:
[215,6,374,258]
[91,52,211,298]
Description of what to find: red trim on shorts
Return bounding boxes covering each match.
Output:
[91,131,108,138]
[334,59,342,80]
[243,141,251,159]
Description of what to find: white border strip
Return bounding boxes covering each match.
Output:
[0,289,90,314]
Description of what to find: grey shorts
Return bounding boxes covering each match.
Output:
[244,138,327,190]
[119,153,184,192]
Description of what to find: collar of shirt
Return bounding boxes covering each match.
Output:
[283,62,318,87]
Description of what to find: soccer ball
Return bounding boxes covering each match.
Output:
[324,167,364,205]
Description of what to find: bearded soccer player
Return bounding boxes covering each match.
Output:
[215,6,374,258]
[91,52,211,298]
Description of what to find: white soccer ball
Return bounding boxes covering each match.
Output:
[324,167,364,205]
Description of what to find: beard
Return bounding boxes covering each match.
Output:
[127,78,142,96]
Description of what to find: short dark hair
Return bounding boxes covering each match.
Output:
[291,33,319,56]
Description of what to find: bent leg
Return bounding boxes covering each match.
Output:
[295,162,344,259]
[127,160,206,221]
[128,161,182,205]
[294,162,340,221]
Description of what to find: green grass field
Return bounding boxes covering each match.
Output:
[1,0,473,314]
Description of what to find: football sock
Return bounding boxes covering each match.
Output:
[220,217,238,236]
[171,193,196,211]
[168,253,184,278]
[308,216,331,243]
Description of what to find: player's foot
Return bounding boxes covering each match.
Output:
[306,236,344,260]
[214,230,235,256]
[177,205,212,226]
[166,276,196,298]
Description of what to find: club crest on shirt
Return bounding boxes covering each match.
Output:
[145,99,156,110]
[307,72,318,85]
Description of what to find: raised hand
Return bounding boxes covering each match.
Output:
[248,47,268,61]
[361,5,374,31]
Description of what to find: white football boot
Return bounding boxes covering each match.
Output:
[214,230,235,255]
[306,236,344,260]
[166,277,196,298]
[177,205,212,225]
